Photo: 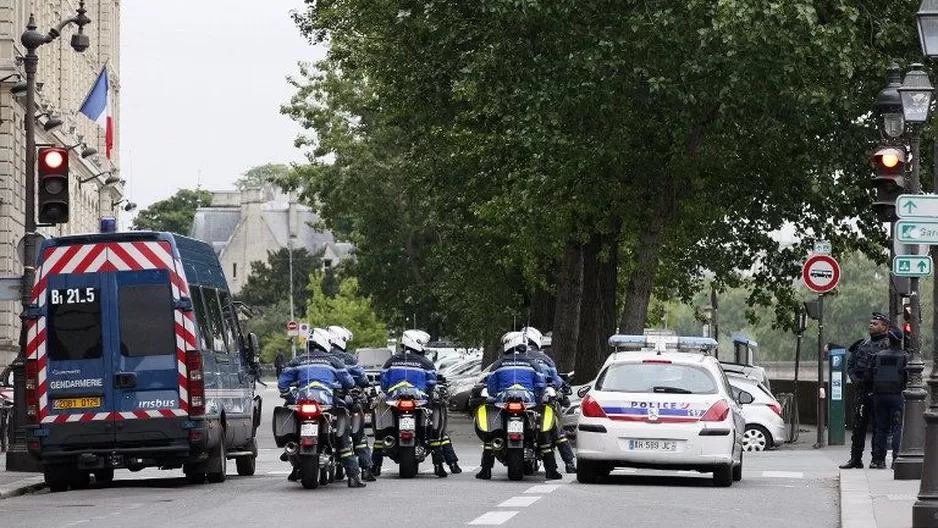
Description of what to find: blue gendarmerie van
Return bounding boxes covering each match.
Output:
[23,231,262,492]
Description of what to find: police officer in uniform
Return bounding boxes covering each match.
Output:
[840,312,890,469]
[867,326,908,469]
[326,325,377,482]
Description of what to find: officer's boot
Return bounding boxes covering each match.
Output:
[433,452,448,478]
[839,458,863,469]
[476,449,495,480]
[288,465,301,482]
[542,451,562,480]
[335,465,345,480]
[344,459,366,488]
[371,449,383,477]
[442,441,462,473]
[557,440,576,473]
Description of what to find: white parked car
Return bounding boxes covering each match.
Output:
[576,335,746,487]
[725,372,787,452]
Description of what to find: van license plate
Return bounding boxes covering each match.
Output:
[399,416,415,431]
[300,422,317,436]
[52,397,101,410]
[507,420,524,433]
[627,439,677,451]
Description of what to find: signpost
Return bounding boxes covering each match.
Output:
[897,194,938,219]
[802,253,840,449]
[287,320,298,337]
[897,220,938,244]
[894,255,935,277]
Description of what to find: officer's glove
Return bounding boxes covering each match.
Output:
[542,387,557,403]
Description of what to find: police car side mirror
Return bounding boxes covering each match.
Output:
[577,385,591,398]
[737,391,754,405]
[174,296,194,313]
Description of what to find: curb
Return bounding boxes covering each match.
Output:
[0,476,45,499]
[840,469,877,528]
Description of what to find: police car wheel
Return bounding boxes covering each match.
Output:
[93,469,114,484]
[712,464,733,487]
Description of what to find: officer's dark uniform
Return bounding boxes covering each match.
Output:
[867,328,908,469]
[840,317,889,469]
[328,345,376,482]
[526,346,577,473]
[428,377,462,475]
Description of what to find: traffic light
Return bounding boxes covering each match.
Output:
[870,145,907,222]
[37,147,69,224]
[904,305,913,336]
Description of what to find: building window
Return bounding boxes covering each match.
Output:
[323,259,333,269]
[233,262,237,278]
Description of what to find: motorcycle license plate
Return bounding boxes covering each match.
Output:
[507,420,524,433]
[300,422,317,436]
[399,416,415,431]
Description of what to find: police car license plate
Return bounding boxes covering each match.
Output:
[399,416,415,431]
[507,420,524,433]
[627,439,677,451]
[300,422,317,437]
[52,397,101,410]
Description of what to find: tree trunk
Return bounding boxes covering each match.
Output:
[551,241,583,375]
[573,231,619,384]
[618,188,674,334]
[480,322,502,370]
[530,286,556,335]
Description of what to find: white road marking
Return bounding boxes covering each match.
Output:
[469,511,519,525]
[761,471,804,479]
[525,484,562,494]
[498,496,541,508]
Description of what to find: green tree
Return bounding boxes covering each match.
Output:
[241,299,293,363]
[235,163,293,191]
[305,270,387,347]
[131,189,211,236]
[238,247,322,315]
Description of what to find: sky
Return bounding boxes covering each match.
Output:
[119,0,326,213]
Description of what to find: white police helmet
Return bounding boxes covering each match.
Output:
[502,331,526,354]
[520,327,543,349]
[309,327,332,353]
[327,325,353,351]
[402,329,431,354]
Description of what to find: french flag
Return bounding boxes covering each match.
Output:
[79,66,113,159]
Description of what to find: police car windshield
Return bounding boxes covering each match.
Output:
[597,363,718,394]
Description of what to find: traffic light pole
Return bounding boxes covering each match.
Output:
[6,9,90,472]
[896,129,927,480]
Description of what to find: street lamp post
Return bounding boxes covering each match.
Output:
[913,2,938,523]
[6,6,91,472]
[895,63,933,481]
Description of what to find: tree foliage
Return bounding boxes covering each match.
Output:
[305,270,388,347]
[131,189,211,236]
[237,247,322,316]
[235,163,293,191]
[285,0,924,381]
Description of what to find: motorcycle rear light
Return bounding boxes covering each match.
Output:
[297,401,322,419]
[508,433,522,441]
[580,395,607,418]
[700,400,730,422]
[767,403,782,418]
[397,399,416,411]
[506,401,525,413]
[400,431,414,440]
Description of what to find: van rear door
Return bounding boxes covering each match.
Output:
[111,268,188,445]
[43,270,113,447]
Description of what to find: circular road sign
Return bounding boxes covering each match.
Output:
[802,254,841,294]
[287,321,298,331]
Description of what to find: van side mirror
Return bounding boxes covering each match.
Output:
[174,297,193,312]
[248,332,260,357]
[577,385,591,398]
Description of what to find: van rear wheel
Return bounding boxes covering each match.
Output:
[207,433,227,483]
[44,465,70,493]
[93,469,114,484]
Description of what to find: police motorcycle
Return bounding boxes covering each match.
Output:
[372,385,436,478]
[475,387,543,480]
[272,386,345,489]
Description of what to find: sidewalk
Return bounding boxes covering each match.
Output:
[0,454,44,499]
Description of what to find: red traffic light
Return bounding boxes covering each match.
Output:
[41,149,65,170]
[904,322,912,334]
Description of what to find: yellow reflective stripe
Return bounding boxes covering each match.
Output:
[541,404,554,432]
[387,380,415,393]
[477,405,488,432]
[372,441,384,448]
[508,383,527,390]
[556,437,568,444]
[300,381,333,394]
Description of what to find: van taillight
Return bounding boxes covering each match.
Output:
[25,359,39,424]
[700,400,730,422]
[186,351,205,416]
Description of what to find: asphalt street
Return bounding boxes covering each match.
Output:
[0,386,839,528]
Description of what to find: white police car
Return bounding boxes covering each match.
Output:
[575,335,746,487]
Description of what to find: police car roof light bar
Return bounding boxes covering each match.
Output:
[607,334,719,354]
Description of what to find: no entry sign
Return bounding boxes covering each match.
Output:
[802,254,841,294]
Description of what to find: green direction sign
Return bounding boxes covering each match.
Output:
[896,220,938,245]
[897,194,938,219]
[893,255,934,277]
